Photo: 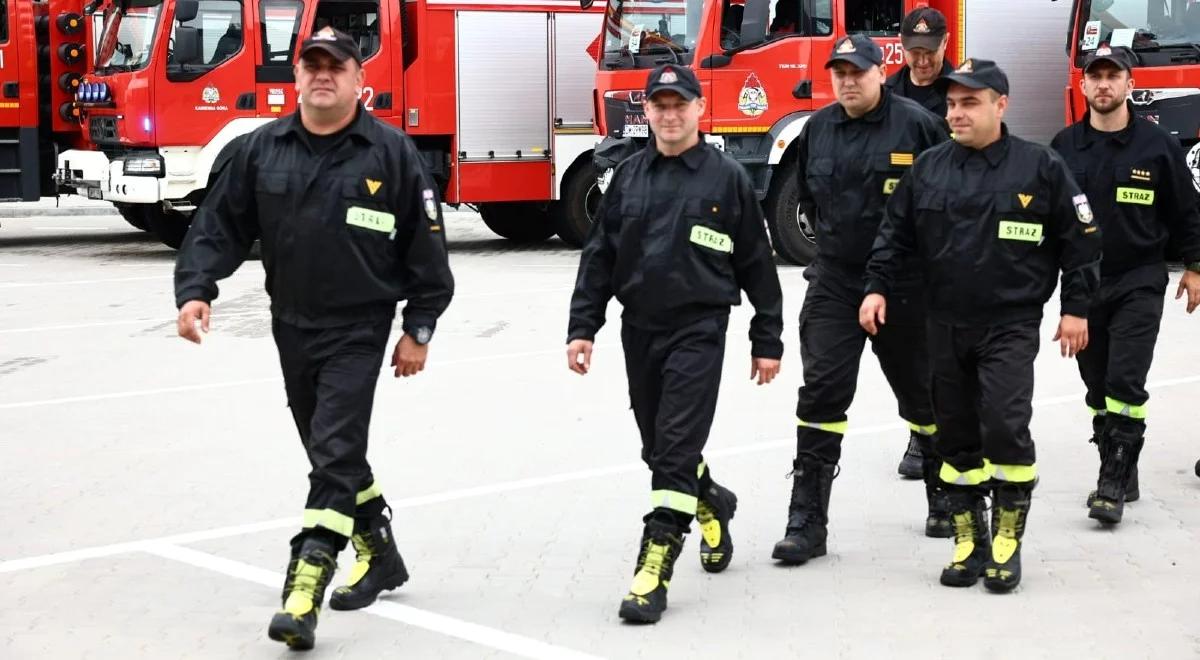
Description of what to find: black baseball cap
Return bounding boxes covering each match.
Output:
[299,26,362,65]
[938,58,1010,96]
[1084,45,1135,73]
[644,64,702,101]
[825,34,884,70]
[900,7,948,51]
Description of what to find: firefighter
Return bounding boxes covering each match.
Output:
[885,7,954,122]
[174,27,454,649]
[1050,45,1200,525]
[773,33,950,569]
[566,63,784,624]
[862,59,1102,592]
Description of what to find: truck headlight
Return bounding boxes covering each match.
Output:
[123,157,163,176]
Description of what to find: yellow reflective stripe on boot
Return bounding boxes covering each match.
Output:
[346,533,374,587]
[302,508,354,538]
[630,542,670,596]
[650,489,698,515]
[950,512,977,564]
[1105,396,1147,420]
[797,418,849,435]
[939,460,992,485]
[696,500,721,548]
[906,421,938,436]
[989,463,1037,483]
[992,508,1022,564]
[283,558,327,616]
[355,482,383,505]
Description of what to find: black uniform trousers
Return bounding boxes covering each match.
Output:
[621,315,725,531]
[273,316,392,551]
[795,266,935,464]
[1078,264,1166,438]
[928,319,1040,485]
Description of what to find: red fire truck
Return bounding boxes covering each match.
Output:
[585,0,963,265]
[55,0,604,247]
[1,0,88,202]
[1065,0,1200,191]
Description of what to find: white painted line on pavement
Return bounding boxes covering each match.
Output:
[4,374,1199,575]
[0,275,168,288]
[142,543,606,660]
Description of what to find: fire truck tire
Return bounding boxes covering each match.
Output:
[552,162,603,248]
[145,206,193,249]
[764,159,816,266]
[478,202,556,243]
[113,203,149,231]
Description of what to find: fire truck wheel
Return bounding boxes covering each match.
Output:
[552,163,603,248]
[145,206,193,249]
[478,202,556,243]
[113,203,149,231]
[764,159,816,266]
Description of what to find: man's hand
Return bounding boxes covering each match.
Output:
[177,300,211,344]
[1053,314,1089,358]
[567,339,593,375]
[392,334,428,377]
[751,357,781,385]
[859,293,887,336]
[1176,270,1200,313]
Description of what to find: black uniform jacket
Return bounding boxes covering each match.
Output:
[884,59,954,120]
[795,88,949,273]
[175,106,454,334]
[1051,105,1200,276]
[866,126,1103,325]
[568,138,785,359]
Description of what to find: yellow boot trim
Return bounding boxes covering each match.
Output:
[906,421,938,436]
[302,508,354,538]
[283,558,326,617]
[939,460,992,485]
[345,533,375,587]
[629,542,669,596]
[650,489,698,515]
[696,500,721,548]
[355,482,383,505]
[989,462,1037,483]
[950,511,977,563]
[992,508,1022,564]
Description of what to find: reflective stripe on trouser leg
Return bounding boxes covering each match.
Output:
[798,418,849,435]
[696,460,707,479]
[650,490,699,515]
[302,508,355,538]
[940,459,992,486]
[1088,407,1106,417]
[355,481,383,505]
[906,420,938,436]
[989,462,1037,483]
[1105,396,1146,420]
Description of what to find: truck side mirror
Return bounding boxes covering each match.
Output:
[175,0,199,24]
[173,25,203,65]
[739,0,770,44]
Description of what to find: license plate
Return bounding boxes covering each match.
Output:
[86,187,104,200]
[622,124,649,138]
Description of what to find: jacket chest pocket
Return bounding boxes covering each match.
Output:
[993,192,1049,255]
[914,190,949,257]
[255,171,290,238]
[805,157,835,196]
[1113,163,1157,208]
[685,198,735,274]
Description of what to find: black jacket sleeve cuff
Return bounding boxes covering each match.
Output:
[751,339,784,360]
[175,289,213,309]
[864,279,889,297]
[1061,302,1090,318]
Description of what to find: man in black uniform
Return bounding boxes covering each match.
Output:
[1050,46,1200,525]
[862,59,1102,592]
[566,64,784,624]
[773,34,950,569]
[884,7,954,123]
[174,27,454,649]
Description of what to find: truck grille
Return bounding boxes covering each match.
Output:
[89,116,119,145]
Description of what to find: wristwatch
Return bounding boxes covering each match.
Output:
[1186,262,1200,274]
[410,326,433,345]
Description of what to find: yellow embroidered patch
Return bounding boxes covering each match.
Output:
[998,220,1042,242]
[1116,187,1154,205]
[690,225,733,253]
[882,178,900,195]
[346,206,396,233]
[365,178,383,195]
[1017,193,1033,208]
[890,152,914,166]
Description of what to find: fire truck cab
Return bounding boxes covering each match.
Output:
[55,0,603,247]
[587,0,962,264]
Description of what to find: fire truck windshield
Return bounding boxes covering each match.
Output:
[1080,0,1200,61]
[96,0,165,72]
[603,0,703,67]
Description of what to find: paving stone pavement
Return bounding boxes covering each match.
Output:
[1,211,1198,659]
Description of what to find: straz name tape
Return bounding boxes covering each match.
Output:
[1116,187,1154,205]
[690,225,733,253]
[346,206,396,233]
[883,178,900,195]
[998,220,1043,243]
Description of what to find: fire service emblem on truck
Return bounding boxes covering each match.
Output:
[738,73,768,117]
[202,85,221,104]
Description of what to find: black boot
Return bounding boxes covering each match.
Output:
[1089,426,1144,525]
[618,520,684,624]
[939,486,990,587]
[771,458,835,565]
[268,536,338,650]
[898,433,924,479]
[984,483,1032,593]
[329,513,410,611]
[696,480,738,573]
[919,439,953,538]
[1086,417,1139,506]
